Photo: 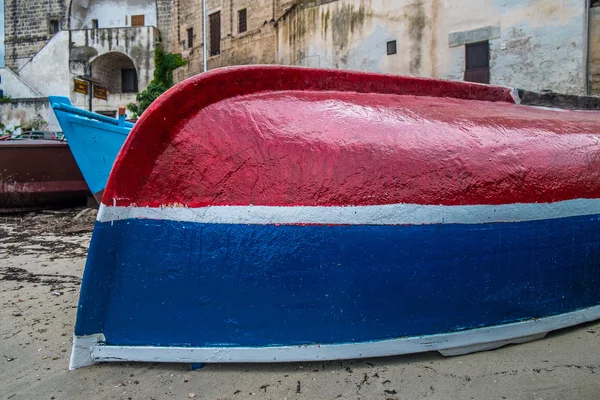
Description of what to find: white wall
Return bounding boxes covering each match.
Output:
[276,0,587,94]
[0,68,43,98]
[0,98,51,133]
[18,31,72,98]
[71,0,157,29]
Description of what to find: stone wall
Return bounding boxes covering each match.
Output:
[155,0,174,51]
[170,0,292,82]
[3,0,68,71]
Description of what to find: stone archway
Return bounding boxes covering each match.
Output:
[91,52,138,94]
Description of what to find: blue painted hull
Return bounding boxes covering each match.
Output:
[75,214,600,348]
[49,97,133,197]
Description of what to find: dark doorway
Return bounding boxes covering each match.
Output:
[464,41,490,84]
[121,69,138,93]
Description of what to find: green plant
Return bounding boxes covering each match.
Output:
[127,47,187,117]
[0,95,13,104]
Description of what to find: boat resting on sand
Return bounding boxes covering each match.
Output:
[70,66,600,369]
[49,96,134,202]
[0,138,88,212]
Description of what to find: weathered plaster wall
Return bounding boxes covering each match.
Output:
[3,0,68,71]
[0,98,51,132]
[70,26,158,91]
[590,7,600,95]
[70,0,157,29]
[275,0,587,94]
[18,32,72,98]
[445,0,585,94]
[0,68,43,98]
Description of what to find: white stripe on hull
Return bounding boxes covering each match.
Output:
[98,198,600,225]
[70,304,600,369]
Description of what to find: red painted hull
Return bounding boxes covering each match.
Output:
[106,66,600,208]
[0,140,90,212]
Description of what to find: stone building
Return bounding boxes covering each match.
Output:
[2,0,600,133]
[2,0,172,131]
[165,0,600,96]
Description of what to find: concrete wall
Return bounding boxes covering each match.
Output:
[0,68,43,98]
[275,0,587,94]
[0,98,51,133]
[70,0,157,29]
[590,6,600,95]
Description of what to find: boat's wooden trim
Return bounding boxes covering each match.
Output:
[69,304,600,369]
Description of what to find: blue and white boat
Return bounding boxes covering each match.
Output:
[49,96,133,201]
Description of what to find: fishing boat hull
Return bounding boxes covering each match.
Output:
[0,140,89,212]
[70,66,600,369]
[49,96,133,202]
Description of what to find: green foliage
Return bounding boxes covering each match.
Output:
[0,95,13,104]
[127,47,187,117]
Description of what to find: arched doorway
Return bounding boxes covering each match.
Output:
[91,52,138,94]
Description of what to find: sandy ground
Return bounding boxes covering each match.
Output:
[1,209,599,400]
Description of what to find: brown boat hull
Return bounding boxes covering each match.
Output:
[0,140,90,212]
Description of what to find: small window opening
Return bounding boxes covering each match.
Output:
[186,28,194,49]
[121,69,138,93]
[209,11,221,56]
[387,40,397,55]
[49,20,60,34]
[238,9,247,34]
[92,19,99,29]
[464,41,490,84]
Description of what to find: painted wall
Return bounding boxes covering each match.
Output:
[70,0,157,29]
[70,26,158,109]
[18,31,71,98]
[0,67,42,98]
[275,0,587,94]
[0,98,51,133]
[590,6,600,95]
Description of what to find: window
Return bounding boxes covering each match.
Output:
[238,9,247,34]
[121,69,138,93]
[387,40,397,55]
[131,15,145,27]
[92,19,99,29]
[464,41,489,84]
[49,19,60,34]
[186,28,194,49]
[209,12,221,56]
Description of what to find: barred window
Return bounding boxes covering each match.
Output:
[238,9,247,34]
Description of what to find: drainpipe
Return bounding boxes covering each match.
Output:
[203,0,208,72]
[585,0,591,95]
[88,65,93,112]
